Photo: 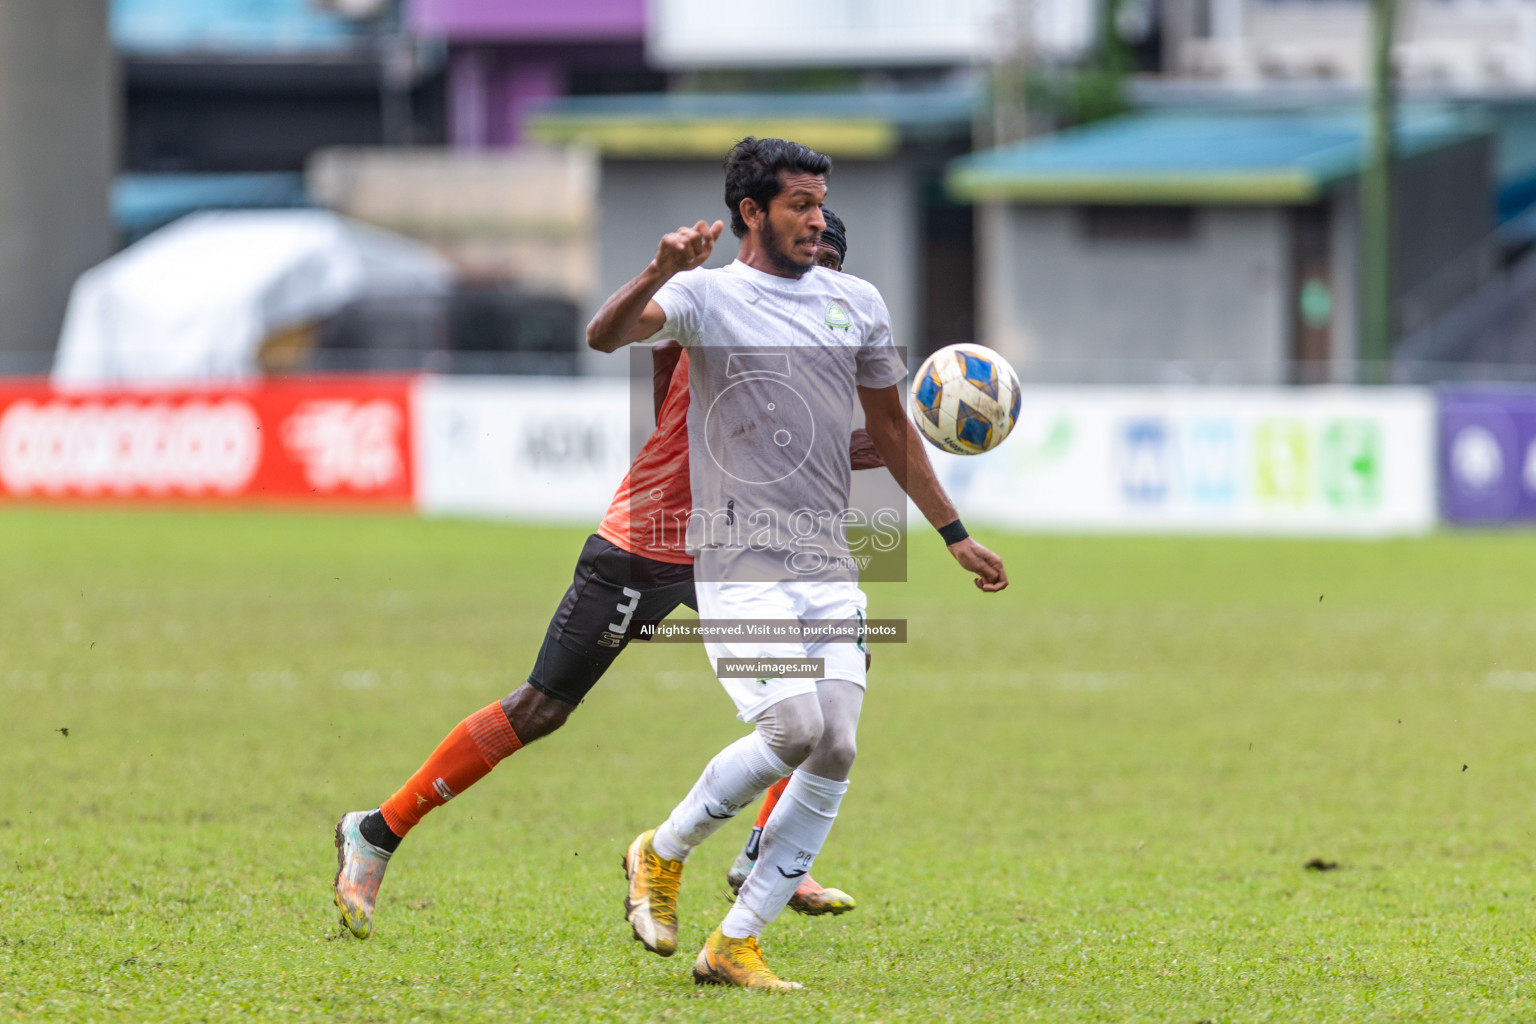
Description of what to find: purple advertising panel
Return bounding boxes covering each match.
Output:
[409,0,645,40]
[1439,387,1536,524]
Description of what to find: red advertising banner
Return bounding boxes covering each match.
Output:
[0,377,415,505]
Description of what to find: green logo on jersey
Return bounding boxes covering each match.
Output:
[824,301,851,330]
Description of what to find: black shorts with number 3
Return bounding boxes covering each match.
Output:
[526,533,696,706]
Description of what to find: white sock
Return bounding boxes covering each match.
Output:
[723,771,848,938]
[653,731,789,863]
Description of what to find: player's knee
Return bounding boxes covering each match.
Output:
[775,723,822,767]
[755,695,824,768]
[809,732,857,779]
[765,718,823,768]
[500,685,575,744]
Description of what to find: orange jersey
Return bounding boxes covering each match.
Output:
[596,349,694,564]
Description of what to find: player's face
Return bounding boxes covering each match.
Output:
[760,172,826,277]
[813,244,842,272]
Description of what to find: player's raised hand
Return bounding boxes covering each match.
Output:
[948,537,1008,593]
[654,220,724,276]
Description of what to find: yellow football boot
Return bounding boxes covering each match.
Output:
[623,829,683,956]
[692,928,802,990]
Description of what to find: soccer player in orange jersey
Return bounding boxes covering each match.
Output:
[331,210,868,940]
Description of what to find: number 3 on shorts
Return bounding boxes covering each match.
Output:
[609,586,642,634]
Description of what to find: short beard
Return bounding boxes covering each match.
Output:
[760,217,815,279]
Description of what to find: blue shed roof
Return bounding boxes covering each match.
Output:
[115,173,310,239]
[948,109,1489,204]
[113,0,372,54]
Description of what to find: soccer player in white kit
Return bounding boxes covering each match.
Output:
[587,137,1008,989]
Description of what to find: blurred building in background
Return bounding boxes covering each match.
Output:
[20,0,1536,528]
[408,0,662,148]
[115,0,446,240]
[529,86,976,371]
[952,109,1495,384]
[0,0,115,371]
[305,145,594,375]
[1164,0,1536,90]
[20,0,1536,383]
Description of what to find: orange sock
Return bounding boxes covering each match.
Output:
[379,702,522,838]
[754,775,792,829]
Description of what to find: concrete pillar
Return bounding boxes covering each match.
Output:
[1212,0,1247,39]
[448,46,492,149]
[976,200,1032,372]
[0,0,115,366]
[496,60,563,147]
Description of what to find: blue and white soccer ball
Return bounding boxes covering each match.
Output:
[909,343,1021,456]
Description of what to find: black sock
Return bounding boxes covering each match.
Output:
[360,809,403,854]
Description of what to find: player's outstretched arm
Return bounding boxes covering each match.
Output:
[857,383,1008,593]
[586,220,724,353]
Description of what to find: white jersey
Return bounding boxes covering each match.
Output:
[651,259,906,584]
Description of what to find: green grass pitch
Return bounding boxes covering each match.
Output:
[4,507,1536,1022]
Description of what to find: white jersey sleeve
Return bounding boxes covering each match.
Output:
[855,289,907,389]
[649,269,708,347]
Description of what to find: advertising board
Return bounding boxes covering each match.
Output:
[413,375,631,522]
[1439,387,1536,524]
[0,375,1441,538]
[928,387,1436,536]
[0,378,414,504]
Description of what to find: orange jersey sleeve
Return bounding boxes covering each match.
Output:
[596,349,694,564]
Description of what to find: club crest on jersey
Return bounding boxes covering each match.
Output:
[824,301,851,330]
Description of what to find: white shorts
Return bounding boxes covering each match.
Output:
[695,580,870,723]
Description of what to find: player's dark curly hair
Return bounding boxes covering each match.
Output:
[723,137,833,239]
[820,208,847,262]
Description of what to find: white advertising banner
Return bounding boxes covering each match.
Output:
[928,387,1437,536]
[412,378,1436,536]
[413,376,630,522]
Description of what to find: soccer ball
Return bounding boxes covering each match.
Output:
[909,344,1021,456]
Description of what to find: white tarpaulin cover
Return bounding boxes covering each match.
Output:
[53,210,453,388]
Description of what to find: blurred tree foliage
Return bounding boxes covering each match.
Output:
[678,68,865,93]
[1000,0,1133,135]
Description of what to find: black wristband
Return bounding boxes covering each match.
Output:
[938,519,969,545]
